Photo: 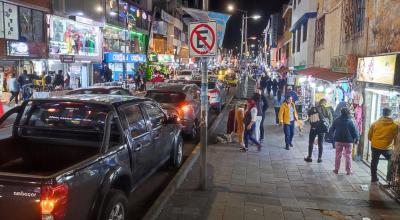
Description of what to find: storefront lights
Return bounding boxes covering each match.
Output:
[325,87,332,93]
[298,77,306,83]
[310,82,316,88]
[317,85,324,92]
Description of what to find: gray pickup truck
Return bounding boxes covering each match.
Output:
[0,95,183,220]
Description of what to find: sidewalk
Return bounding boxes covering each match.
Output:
[157,102,400,220]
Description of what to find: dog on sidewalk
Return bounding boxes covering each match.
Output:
[295,115,308,137]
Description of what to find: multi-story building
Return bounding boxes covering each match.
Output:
[276,3,293,73]
[0,0,50,92]
[264,13,282,69]
[290,0,317,70]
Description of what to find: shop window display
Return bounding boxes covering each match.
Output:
[103,26,145,53]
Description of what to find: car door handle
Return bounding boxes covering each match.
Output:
[135,144,143,152]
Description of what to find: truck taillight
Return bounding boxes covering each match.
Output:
[41,184,69,220]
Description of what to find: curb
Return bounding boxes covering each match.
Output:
[142,95,234,220]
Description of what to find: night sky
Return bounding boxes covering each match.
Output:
[210,0,289,49]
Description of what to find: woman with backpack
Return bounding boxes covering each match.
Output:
[304,99,332,163]
[329,107,359,175]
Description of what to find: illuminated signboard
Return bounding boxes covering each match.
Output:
[357,54,400,85]
[104,52,146,63]
[7,41,29,56]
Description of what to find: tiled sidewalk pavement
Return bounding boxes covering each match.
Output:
[157,102,400,220]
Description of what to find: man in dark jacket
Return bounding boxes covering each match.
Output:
[271,78,278,96]
[305,99,333,163]
[329,108,359,175]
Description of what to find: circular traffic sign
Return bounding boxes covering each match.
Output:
[190,23,216,55]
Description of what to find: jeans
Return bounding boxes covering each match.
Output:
[9,91,19,104]
[308,129,324,159]
[274,107,280,124]
[244,124,260,149]
[273,89,277,97]
[283,121,295,147]
[260,111,266,141]
[254,116,262,141]
[371,147,392,182]
[334,142,352,174]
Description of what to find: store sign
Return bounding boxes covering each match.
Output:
[161,10,174,24]
[49,15,100,57]
[60,55,75,63]
[104,53,146,63]
[157,54,174,63]
[7,41,29,56]
[331,55,358,73]
[3,3,19,40]
[357,54,399,85]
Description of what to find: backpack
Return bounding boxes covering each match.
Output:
[308,107,329,133]
[45,75,52,84]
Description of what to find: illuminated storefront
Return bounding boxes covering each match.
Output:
[48,15,102,88]
[357,54,400,179]
[103,25,146,54]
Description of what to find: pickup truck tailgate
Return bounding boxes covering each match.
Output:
[0,177,42,220]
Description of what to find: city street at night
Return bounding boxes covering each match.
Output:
[1,0,400,220]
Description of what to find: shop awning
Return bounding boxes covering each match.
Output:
[278,66,289,74]
[297,67,352,82]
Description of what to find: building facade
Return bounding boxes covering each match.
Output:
[276,3,293,71]
[290,0,317,70]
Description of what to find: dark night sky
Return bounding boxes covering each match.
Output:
[210,0,289,49]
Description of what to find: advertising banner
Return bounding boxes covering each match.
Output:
[161,10,174,24]
[3,3,19,40]
[49,15,100,57]
[357,54,399,85]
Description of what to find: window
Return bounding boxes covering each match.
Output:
[315,15,325,47]
[122,105,148,138]
[142,103,165,128]
[342,0,365,40]
[110,89,131,95]
[19,7,44,42]
[302,22,308,42]
[296,28,301,52]
[292,32,296,53]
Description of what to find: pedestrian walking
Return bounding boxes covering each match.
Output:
[272,78,278,97]
[54,70,64,90]
[266,77,272,96]
[330,108,359,175]
[304,99,333,163]
[274,90,284,125]
[236,106,245,150]
[243,99,262,152]
[278,76,286,92]
[252,91,263,143]
[18,70,30,100]
[259,90,269,143]
[7,73,20,105]
[368,108,398,184]
[279,95,298,150]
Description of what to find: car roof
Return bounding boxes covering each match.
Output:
[34,94,150,105]
[149,83,199,92]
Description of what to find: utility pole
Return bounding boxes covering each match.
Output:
[200,0,209,191]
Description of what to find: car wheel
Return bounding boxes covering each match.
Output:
[191,120,200,140]
[101,190,128,220]
[170,136,183,168]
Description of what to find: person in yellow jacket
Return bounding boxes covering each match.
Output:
[279,95,298,150]
[368,108,398,184]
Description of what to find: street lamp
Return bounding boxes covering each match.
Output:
[227,4,234,12]
[251,15,261,20]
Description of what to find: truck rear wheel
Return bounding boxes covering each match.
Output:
[101,189,128,220]
[170,136,183,168]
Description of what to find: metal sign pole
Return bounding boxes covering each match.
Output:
[200,56,208,190]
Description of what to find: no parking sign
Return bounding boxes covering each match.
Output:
[189,21,217,57]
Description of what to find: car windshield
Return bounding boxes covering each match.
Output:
[146,91,186,103]
[18,101,112,143]
[190,81,216,89]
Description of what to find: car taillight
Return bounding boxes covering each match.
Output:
[41,184,69,220]
[178,102,193,118]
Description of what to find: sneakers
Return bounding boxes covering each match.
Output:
[260,139,264,143]
[289,144,293,148]
[317,158,322,163]
[239,147,247,152]
[285,145,290,150]
[304,157,312,162]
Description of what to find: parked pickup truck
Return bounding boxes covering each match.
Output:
[0,94,183,220]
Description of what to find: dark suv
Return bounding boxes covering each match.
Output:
[0,95,182,220]
[66,86,133,96]
[146,83,201,139]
